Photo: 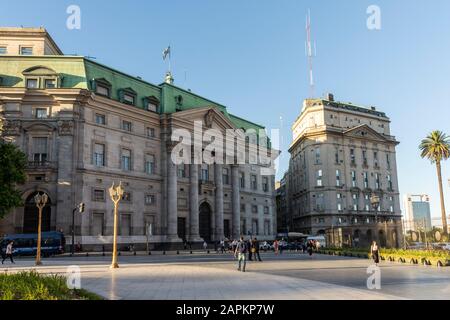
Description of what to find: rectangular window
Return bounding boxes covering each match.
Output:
[251,175,257,190]
[145,154,155,174]
[352,194,358,211]
[240,172,245,188]
[386,154,391,169]
[92,213,104,236]
[375,173,380,189]
[123,93,135,105]
[0,47,6,54]
[335,150,339,164]
[362,150,368,166]
[264,206,269,214]
[337,203,342,211]
[351,171,357,187]
[35,108,48,119]
[374,151,379,167]
[363,172,369,189]
[93,189,105,202]
[252,219,258,235]
[262,177,269,192]
[252,205,258,213]
[120,214,132,236]
[336,169,341,187]
[93,143,105,167]
[95,114,106,125]
[315,147,321,164]
[178,165,186,178]
[201,166,209,181]
[316,169,323,187]
[223,168,230,185]
[146,127,155,138]
[145,194,156,205]
[365,194,370,211]
[44,79,56,88]
[146,101,158,112]
[350,149,355,165]
[32,137,48,163]
[121,149,131,171]
[122,120,132,132]
[20,47,33,55]
[264,221,270,236]
[387,175,393,190]
[96,84,110,97]
[316,193,324,211]
[240,204,246,213]
[27,79,38,89]
[122,192,132,202]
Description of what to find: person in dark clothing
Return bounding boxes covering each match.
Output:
[370,241,380,266]
[307,240,313,256]
[252,237,262,262]
[247,239,253,261]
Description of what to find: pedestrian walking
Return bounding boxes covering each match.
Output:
[307,240,313,257]
[2,241,15,264]
[203,241,208,251]
[220,239,225,254]
[370,241,380,266]
[252,237,262,261]
[273,239,279,255]
[247,239,253,261]
[234,237,247,272]
[231,239,237,254]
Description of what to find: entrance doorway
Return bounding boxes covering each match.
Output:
[199,202,212,242]
[23,192,51,234]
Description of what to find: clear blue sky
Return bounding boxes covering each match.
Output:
[3,0,450,224]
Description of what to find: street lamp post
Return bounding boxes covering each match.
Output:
[370,193,382,246]
[34,192,48,266]
[109,182,124,269]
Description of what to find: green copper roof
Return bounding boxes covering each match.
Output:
[0,55,265,131]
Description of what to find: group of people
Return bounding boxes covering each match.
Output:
[233,236,263,272]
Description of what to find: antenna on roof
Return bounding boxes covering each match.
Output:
[305,9,317,99]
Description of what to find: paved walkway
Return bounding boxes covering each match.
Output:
[0,260,403,300]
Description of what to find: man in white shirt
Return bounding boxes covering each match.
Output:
[2,241,15,264]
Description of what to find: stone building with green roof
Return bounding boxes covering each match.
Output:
[0,28,277,249]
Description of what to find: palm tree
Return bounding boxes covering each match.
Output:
[419,131,450,235]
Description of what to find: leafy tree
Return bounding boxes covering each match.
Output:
[0,121,27,218]
[419,130,450,235]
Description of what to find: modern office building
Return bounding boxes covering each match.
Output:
[0,27,277,250]
[403,194,432,232]
[284,93,403,248]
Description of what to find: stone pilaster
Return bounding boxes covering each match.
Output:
[231,165,241,238]
[188,162,202,242]
[166,149,180,242]
[214,163,224,241]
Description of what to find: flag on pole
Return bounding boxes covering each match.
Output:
[162,46,171,60]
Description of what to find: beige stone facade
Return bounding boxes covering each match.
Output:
[285,94,403,248]
[0,28,277,250]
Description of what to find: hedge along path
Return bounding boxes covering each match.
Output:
[317,248,450,268]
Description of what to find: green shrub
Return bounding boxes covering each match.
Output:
[0,271,102,300]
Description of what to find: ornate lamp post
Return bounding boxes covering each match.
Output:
[34,192,48,266]
[109,182,124,269]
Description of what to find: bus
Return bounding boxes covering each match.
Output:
[0,231,66,257]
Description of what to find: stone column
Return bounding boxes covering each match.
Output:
[188,162,202,242]
[166,151,179,241]
[231,165,241,239]
[214,163,224,241]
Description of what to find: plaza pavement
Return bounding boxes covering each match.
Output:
[1,252,447,300]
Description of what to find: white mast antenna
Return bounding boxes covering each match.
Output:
[305,10,316,99]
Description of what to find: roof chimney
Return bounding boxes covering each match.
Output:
[326,93,334,102]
